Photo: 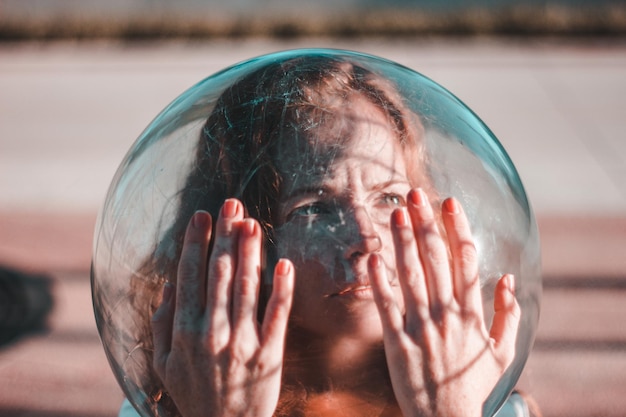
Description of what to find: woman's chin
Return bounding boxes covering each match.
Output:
[336,308,385,343]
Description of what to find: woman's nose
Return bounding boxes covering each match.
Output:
[342,206,382,259]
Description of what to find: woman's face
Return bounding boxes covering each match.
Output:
[273,96,413,341]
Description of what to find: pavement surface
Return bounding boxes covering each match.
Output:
[1,37,625,417]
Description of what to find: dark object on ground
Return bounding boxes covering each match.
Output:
[0,266,54,346]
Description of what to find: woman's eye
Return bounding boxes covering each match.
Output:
[289,203,328,219]
[380,193,405,206]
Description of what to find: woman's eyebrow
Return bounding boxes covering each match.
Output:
[370,178,411,191]
[283,185,331,203]
[283,179,409,206]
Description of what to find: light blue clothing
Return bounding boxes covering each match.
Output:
[496,392,532,417]
[118,392,531,417]
[118,399,138,417]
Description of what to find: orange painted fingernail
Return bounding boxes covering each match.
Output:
[368,253,381,269]
[443,198,460,214]
[393,208,408,226]
[506,274,516,293]
[162,282,174,304]
[409,188,427,207]
[222,199,238,218]
[242,218,256,236]
[276,259,291,275]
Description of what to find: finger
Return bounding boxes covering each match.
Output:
[205,199,243,341]
[369,253,405,338]
[152,283,175,379]
[231,218,263,340]
[407,189,453,317]
[489,274,520,365]
[391,207,430,327]
[261,259,294,351]
[174,210,212,329]
[441,197,482,315]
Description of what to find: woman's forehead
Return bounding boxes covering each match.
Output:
[277,122,408,189]
[278,95,393,153]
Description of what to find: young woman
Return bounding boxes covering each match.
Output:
[120,55,527,417]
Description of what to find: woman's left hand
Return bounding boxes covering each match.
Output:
[368,188,520,417]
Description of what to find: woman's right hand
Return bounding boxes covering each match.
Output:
[151,199,295,417]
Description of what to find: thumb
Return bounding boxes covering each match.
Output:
[151,282,175,378]
[489,274,521,366]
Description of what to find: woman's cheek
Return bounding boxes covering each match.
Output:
[277,222,341,261]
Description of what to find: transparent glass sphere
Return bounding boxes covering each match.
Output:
[91,49,541,417]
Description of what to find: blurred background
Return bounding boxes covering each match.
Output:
[1,1,625,416]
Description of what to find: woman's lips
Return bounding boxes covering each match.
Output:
[325,280,399,299]
[324,260,398,299]
[326,285,374,299]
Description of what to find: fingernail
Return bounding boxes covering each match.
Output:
[409,188,427,207]
[193,211,208,229]
[393,208,408,226]
[506,274,516,293]
[222,199,238,218]
[368,253,381,269]
[443,198,460,214]
[242,218,256,236]
[162,282,174,304]
[276,259,291,275]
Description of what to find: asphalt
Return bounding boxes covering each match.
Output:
[0,37,625,417]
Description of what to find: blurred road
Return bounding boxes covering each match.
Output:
[1,38,625,417]
[2,0,624,39]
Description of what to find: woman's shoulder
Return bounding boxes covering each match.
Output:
[117,392,542,417]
